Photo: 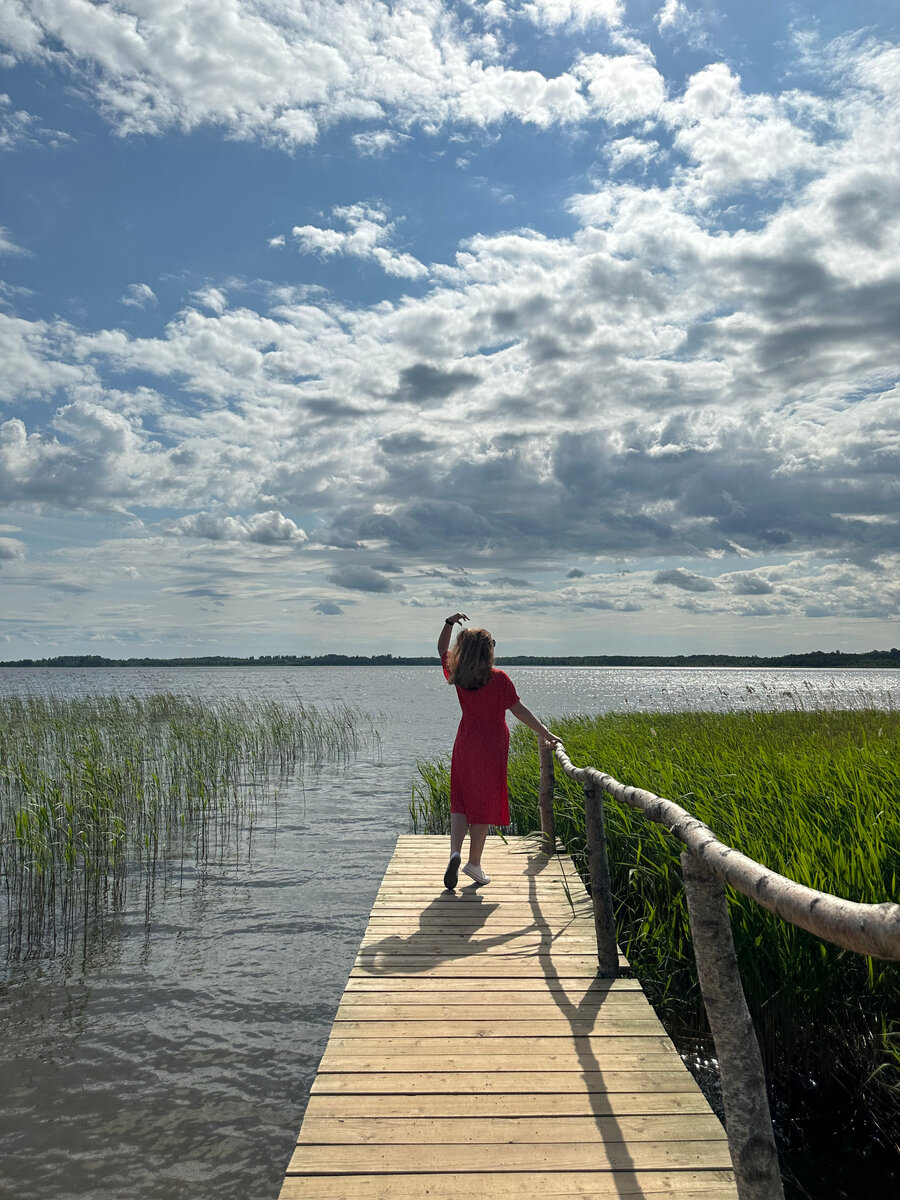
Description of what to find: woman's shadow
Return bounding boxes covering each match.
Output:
[356,888,547,975]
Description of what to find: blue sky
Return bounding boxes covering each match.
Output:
[1,0,899,658]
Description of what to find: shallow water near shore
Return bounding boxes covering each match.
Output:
[1,665,898,1198]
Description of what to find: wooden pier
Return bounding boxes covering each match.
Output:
[279,835,737,1198]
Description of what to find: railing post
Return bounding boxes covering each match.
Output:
[680,851,785,1200]
[584,778,618,977]
[538,741,556,854]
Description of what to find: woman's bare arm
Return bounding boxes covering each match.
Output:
[510,700,560,745]
[438,612,468,655]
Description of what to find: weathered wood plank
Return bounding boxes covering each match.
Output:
[277,836,736,1200]
[302,1091,715,1118]
[341,976,644,993]
[281,1181,737,1200]
[309,1069,706,1095]
[280,1176,737,1199]
[287,1140,735,1173]
[331,1019,666,1036]
[296,1113,729,1145]
[334,1001,659,1020]
[318,1051,687,1073]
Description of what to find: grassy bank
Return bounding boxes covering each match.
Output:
[1,692,374,958]
[411,707,900,1172]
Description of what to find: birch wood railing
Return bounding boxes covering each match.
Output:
[537,741,900,1200]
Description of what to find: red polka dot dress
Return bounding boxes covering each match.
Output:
[442,651,520,826]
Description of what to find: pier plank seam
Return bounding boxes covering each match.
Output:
[278,835,738,1200]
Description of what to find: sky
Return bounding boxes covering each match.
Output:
[1,0,899,659]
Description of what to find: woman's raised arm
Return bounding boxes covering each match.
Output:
[438,612,468,655]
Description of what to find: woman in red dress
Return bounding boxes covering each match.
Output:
[438,612,560,889]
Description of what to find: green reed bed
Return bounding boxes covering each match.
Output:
[1,692,373,958]
[411,706,900,1145]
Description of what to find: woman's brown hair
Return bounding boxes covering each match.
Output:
[446,627,494,690]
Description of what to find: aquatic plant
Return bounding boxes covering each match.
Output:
[1,692,374,959]
[411,704,900,1153]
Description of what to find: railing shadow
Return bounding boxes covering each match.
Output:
[358,845,648,1194]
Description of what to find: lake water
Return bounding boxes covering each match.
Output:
[1,665,898,1199]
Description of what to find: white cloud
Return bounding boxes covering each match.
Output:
[665,63,820,201]
[0,92,73,150]
[121,282,157,308]
[576,51,666,125]
[607,135,660,172]
[192,287,228,314]
[290,203,429,280]
[654,0,709,47]
[0,536,26,562]
[170,510,308,544]
[351,129,409,156]
[520,0,623,29]
[0,224,28,255]
[1,29,899,649]
[0,0,634,148]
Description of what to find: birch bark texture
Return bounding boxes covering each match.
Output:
[681,850,785,1199]
[583,780,619,977]
[538,740,556,855]
[552,748,900,961]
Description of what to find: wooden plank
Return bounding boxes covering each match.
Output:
[287,1141,735,1173]
[334,1001,660,1019]
[351,960,625,971]
[277,835,736,1200]
[310,1069,707,1095]
[296,1113,728,1145]
[302,1092,716,1118]
[281,1180,737,1200]
[341,976,645,993]
[318,1052,687,1073]
[331,1019,666,1036]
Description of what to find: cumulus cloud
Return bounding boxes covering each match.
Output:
[327,565,403,592]
[0,0,628,148]
[491,576,534,588]
[731,572,775,596]
[654,568,718,592]
[665,63,820,200]
[351,129,409,156]
[575,51,666,125]
[0,536,25,561]
[289,204,428,280]
[312,600,344,614]
[171,510,308,544]
[121,283,157,308]
[2,26,899,646]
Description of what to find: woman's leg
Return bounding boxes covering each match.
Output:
[467,823,489,866]
[450,812,469,855]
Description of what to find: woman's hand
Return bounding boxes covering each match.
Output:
[446,612,468,625]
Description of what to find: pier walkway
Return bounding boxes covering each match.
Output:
[278,834,738,1199]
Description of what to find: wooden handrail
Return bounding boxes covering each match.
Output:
[551,744,900,961]
[539,739,900,1200]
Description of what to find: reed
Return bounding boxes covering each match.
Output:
[411,704,900,1143]
[1,692,374,958]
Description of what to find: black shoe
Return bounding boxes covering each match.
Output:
[443,852,461,890]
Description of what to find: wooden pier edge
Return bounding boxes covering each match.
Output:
[278,835,738,1199]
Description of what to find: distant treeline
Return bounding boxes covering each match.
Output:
[3,649,900,668]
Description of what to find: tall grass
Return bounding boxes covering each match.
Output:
[1,692,374,959]
[411,705,900,1143]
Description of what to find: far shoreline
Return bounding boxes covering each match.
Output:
[2,650,900,670]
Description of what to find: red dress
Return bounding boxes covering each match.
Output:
[442,652,520,826]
